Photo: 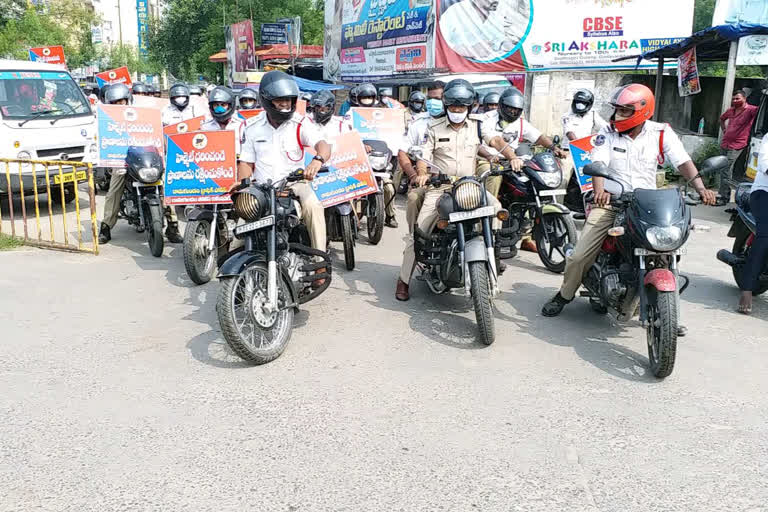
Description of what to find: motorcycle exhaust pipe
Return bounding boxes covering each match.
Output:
[716,249,744,267]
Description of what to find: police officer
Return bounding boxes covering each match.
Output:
[132,82,149,96]
[162,83,203,126]
[237,87,260,110]
[482,92,500,113]
[541,84,716,336]
[483,86,565,252]
[407,90,426,120]
[395,79,502,301]
[237,71,331,280]
[98,84,183,244]
[201,87,245,155]
[378,86,396,108]
[338,85,359,116]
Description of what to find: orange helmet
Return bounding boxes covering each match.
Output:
[608,84,655,132]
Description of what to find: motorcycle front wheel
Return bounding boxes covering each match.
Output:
[646,290,678,379]
[217,262,294,365]
[147,202,164,257]
[367,194,385,245]
[534,213,577,273]
[183,219,217,285]
[469,261,495,346]
[341,214,355,270]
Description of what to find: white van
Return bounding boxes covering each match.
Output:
[437,73,513,98]
[0,59,97,202]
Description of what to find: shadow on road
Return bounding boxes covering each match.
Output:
[679,271,768,322]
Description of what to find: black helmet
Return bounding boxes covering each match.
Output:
[408,90,425,113]
[259,70,299,124]
[132,82,149,96]
[188,85,203,96]
[104,83,132,105]
[238,87,260,109]
[483,92,501,109]
[310,90,336,125]
[169,83,190,110]
[499,87,524,122]
[357,83,377,106]
[442,79,475,107]
[571,89,595,115]
[348,85,360,107]
[208,86,235,123]
[379,86,393,98]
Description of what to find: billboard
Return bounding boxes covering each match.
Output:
[338,0,434,81]
[737,35,768,65]
[137,0,150,57]
[28,46,66,66]
[261,23,288,44]
[713,0,768,25]
[226,20,257,87]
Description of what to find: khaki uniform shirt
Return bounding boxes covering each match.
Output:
[421,117,482,177]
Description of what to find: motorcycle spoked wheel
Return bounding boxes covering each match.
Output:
[533,213,577,273]
[646,290,678,379]
[183,219,217,285]
[341,214,355,270]
[366,194,385,245]
[469,261,495,346]
[146,203,164,257]
[732,230,768,296]
[217,262,294,365]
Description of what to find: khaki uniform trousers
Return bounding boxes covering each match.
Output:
[405,186,426,233]
[559,207,617,300]
[101,170,178,228]
[475,159,502,198]
[399,184,501,284]
[291,182,326,251]
[382,177,396,218]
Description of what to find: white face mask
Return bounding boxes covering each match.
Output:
[447,110,468,124]
[575,102,587,111]
[360,98,374,106]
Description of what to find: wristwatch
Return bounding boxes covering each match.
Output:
[312,155,325,164]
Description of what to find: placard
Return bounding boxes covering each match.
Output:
[569,135,596,193]
[97,104,163,167]
[28,46,66,66]
[95,66,133,88]
[163,116,205,136]
[237,109,263,120]
[164,130,237,205]
[346,107,406,153]
[303,132,378,207]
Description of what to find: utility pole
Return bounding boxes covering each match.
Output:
[117,0,124,46]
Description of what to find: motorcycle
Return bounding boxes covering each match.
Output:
[326,202,357,271]
[575,157,723,379]
[497,139,577,273]
[413,162,508,346]
[182,203,236,285]
[119,146,167,257]
[217,169,332,365]
[717,181,768,295]
[358,139,392,245]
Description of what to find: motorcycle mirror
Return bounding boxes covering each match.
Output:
[699,155,729,175]
[515,143,532,157]
[552,135,561,146]
[502,133,514,143]
[583,161,612,179]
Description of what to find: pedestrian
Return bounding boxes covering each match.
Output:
[718,89,758,205]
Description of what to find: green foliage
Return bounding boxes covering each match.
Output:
[693,0,715,33]
[0,233,22,251]
[148,0,324,81]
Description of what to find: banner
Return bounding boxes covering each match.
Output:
[28,46,66,66]
[163,116,205,136]
[226,20,257,87]
[338,0,434,81]
[303,132,378,207]
[261,23,288,45]
[323,0,344,81]
[677,47,701,96]
[97,105,163,167]
[137,0,150,57]
[95,66,132,88]
[737,35,768,66]
[345,108,406,152]
[164,131,237,205]
[713,0,768,25]
[568,134,597,194]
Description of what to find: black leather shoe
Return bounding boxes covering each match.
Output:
[542,292,571,317]
[98,223,111,244]
[165,222,183,243]
[386,216,399,228]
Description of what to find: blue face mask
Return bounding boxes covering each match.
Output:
[213,105,228,115]
[426,98,444,117]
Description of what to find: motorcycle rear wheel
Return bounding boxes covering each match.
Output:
[469,261,495,346]
[367,194,385,245]
[732,231,768,296]
[341,214,355,270]
[217,263,294,365]
[646,290,678,379]
[183,219,216,285]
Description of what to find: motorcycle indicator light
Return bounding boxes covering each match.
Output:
[436,219,450,230]
[608,227,625,237]
[496,209,510,221]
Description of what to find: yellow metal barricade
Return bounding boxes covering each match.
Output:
[0,158,99,255]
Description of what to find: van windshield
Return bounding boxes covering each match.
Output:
[0,70,91,121]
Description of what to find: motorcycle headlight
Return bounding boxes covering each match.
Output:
[646,226,683,252]
[234,188,265,222]
[454,179,483,211]
[540,170,562,188]
[368,154,388,171]
[138,166,162,183]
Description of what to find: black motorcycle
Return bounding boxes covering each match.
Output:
[359,139,392,245]
[413,165,508,346]
[497,141,577,272]
[182,203,236,285]
[326,201,357,270]
[217,169,332,365]
[120,146,166,257]
[717,181,768,295]
[576,157,723,379]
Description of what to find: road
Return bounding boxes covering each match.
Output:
[1,195,767,511]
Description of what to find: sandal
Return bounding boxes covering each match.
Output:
[737,304,752,315]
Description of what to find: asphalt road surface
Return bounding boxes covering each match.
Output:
[1,196,766,511]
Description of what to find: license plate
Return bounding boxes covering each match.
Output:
[538,189,566,197]
[133,180,163,188]
[635,247,686,256]
[54,170,86,184]
[449,206,495,223]
[235,215,275,235]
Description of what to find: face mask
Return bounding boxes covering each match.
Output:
[213,105,228,115]
[574,102,587,111]
[360,98,374,106]
[447,110,468,124]
[172,97,188,109]
[241,101,255,109]
[426,98,444,117]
